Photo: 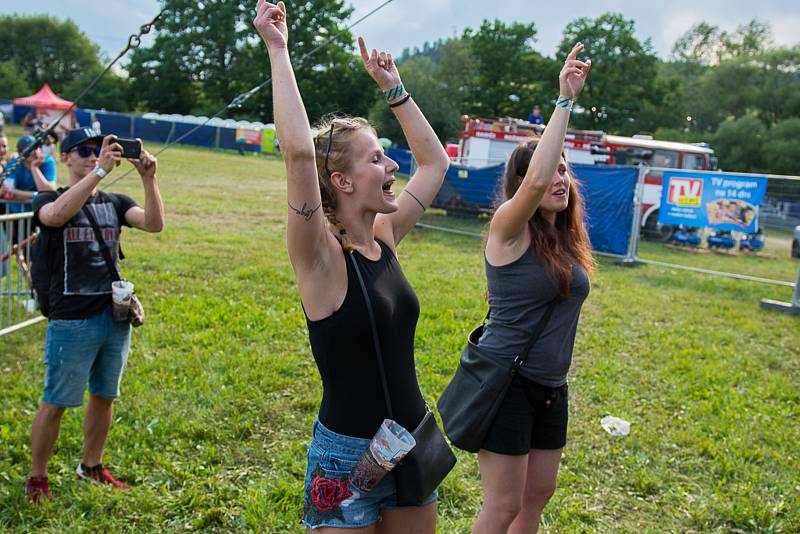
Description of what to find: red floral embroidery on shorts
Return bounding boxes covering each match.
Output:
[304,465,354,524]
[310,472,352,512]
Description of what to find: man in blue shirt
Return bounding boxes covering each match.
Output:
[2,135,58,213]
[527,105,544,125]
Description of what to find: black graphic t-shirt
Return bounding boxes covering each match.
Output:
[33,189,138,320]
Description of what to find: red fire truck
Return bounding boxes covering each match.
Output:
[455,116,718,239]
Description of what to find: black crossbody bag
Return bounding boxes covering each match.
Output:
[348,251,457,506]
[82,203,144,327]
[437,300,556,453]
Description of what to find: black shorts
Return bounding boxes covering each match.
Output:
[481,373,568,455]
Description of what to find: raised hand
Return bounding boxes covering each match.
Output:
[129,144,157,181]
[559,42,591,101]
[358,36,401,92]
[30,150,45,168]
[254,0,288,50]
[97,135,123,174]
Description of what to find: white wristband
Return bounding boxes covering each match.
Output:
[93,166,107,178]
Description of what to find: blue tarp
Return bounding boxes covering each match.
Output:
[75,109,92,126]
[13,105,33,123]
[387,147,414,175]
[7,105,261,153]
[426,156,637,255]
[135,117,177,144]
[433,163,505,211]
[574,164,638,256]
[94,111,135,137]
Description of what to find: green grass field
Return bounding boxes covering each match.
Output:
[1,127,798,532]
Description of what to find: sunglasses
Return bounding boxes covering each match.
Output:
[323,118,355,176]
[72,145,102,158]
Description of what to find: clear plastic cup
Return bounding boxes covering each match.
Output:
[111,280,134,321]
[350,419,416,492]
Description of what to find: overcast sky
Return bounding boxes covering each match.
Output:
[5,0,800,62]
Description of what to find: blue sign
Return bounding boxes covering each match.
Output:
[658,170,767,232]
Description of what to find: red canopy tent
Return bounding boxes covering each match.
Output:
[12,84,76,136]
[13,84,73,110]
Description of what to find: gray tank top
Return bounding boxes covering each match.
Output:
[478,242,590,387]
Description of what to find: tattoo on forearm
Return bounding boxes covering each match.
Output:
[288,201,321,221]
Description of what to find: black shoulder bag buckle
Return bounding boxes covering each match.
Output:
[437,300,557,453]
[82,202,144,327]
[348,251,456,507]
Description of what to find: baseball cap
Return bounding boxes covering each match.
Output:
[17,135,37,153]
[61,127,104,153]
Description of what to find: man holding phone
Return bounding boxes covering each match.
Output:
[24,127,165,502]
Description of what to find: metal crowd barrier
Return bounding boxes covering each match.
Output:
[1,204,44,337]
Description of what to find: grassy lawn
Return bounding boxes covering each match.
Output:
[1,126,798,532]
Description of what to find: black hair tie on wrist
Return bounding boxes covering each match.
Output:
[389,94,412,108]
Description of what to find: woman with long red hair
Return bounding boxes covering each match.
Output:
[471,42,594,534]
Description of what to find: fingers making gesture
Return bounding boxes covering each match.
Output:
[559,42,591,101]
[358,36,402,93]
[253,0,288,50]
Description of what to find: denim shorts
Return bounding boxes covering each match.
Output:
[301,419,438,530]
[42,307,132,408]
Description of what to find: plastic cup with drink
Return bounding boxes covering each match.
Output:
[111,280,134,321]
[349,419,416,493]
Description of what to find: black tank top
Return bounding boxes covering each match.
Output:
[306,239,427,438]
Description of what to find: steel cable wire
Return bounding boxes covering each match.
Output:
[103,0,396,189]
[1,9,165,185]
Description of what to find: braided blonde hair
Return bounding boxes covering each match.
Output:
[312,116,376,251]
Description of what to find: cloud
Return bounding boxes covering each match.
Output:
[771,15,800,48]
[4,0,798,60]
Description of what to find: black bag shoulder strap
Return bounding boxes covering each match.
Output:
[104,192,127,260]
[512,300,557,370]
[481,296,557,370]
[348,250,395,420]
[81,201,121,283]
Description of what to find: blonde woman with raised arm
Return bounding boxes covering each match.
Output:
[254,2,450,532]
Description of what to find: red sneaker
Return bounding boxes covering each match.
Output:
[25,475,51,503]
[76,463,130,490]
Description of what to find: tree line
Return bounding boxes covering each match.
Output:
[1,5,798,175]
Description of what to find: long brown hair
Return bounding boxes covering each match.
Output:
[498,139,595,298]
[311,116,375,250]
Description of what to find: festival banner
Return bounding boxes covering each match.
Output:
[658,170,767,232]
[235,128,263,145]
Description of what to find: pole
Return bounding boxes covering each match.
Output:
[620,166,647,266]
[759,266,800,315]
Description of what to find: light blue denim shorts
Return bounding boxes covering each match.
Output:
[302,419,438,530]
[42,306,131,408]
